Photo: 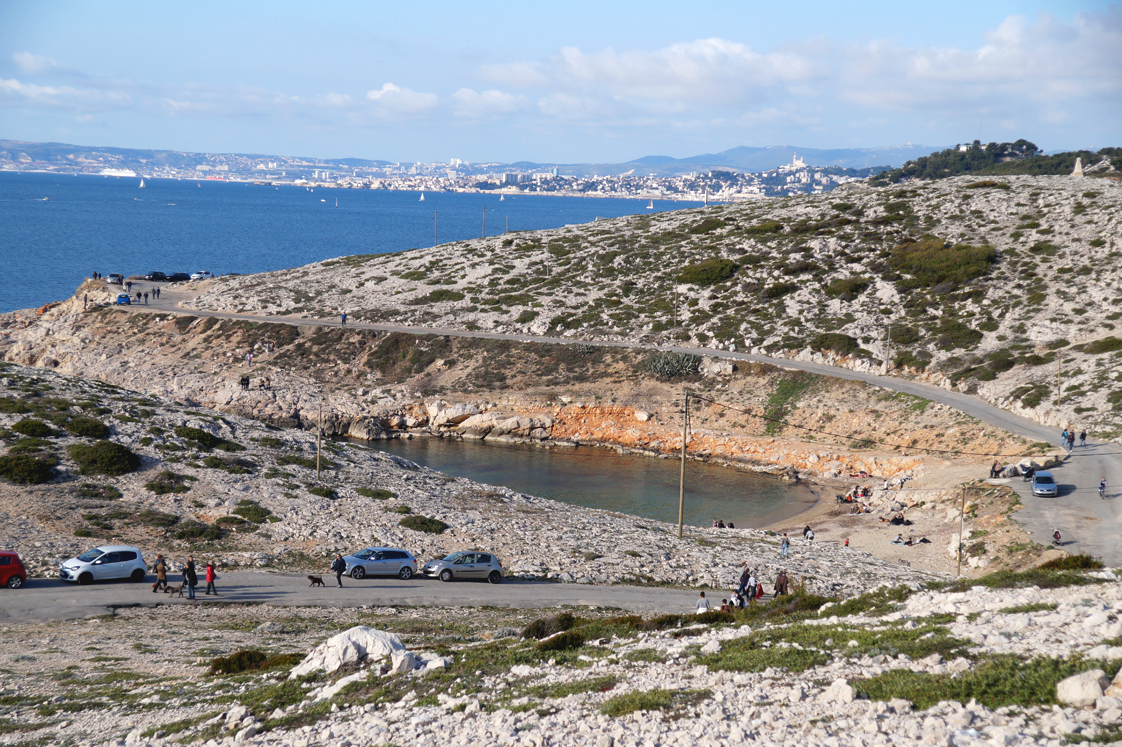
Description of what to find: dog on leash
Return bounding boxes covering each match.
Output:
[164,584,184,597]
[308,575,325,587]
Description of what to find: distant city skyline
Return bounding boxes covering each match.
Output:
[1,1,1118,164]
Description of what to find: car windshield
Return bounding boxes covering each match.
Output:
[76,548,105,562]
[442,552,466,562]
[354,549,375,560]
[1036,476,1055,485]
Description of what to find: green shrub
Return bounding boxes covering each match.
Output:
[410,289,466,305]
[76,483,122,500]
[675,258,737,286]
[891,238,996,289]
[390,504,412,515]
[1038,554,1104,571]
[233,500,271,523]
[68,441,141,476]
[173,520,225,541]
[1083,337,1122,355]
[600,688,710,717]
[276,454,333,470]
[810,333,861,355]
[824,276,870,300]
[209,650,267,675]
[934,318,983,350]
[889,326,920,345]
[643,352,700,380]
[65,417,110,439]
[534,631,585,652]
[744,220,783,234]
[357,488,395,500]
[399,515,449,534]
[0,454,57,484]
[523,613,577,640]
[11,419,55,437]
[307,486,337,499]
[761,282,797,299]
[134,509,180,528]
[144,471,193,495]
[687,218,725,234]
[173,426,244,452]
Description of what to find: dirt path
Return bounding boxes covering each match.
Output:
[119,282,1122,565]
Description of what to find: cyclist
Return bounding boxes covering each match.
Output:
[1100,478,1107,499]
[1053,529,1062,545]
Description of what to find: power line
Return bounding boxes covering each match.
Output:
[686,392,1049,459]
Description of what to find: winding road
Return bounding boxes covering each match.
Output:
[115,283,1121,566]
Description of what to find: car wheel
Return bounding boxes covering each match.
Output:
[488,571,501,585]
[7,575,24,589]
[398,567,413,580]
[351,566,366,580]
[439,569,453,582]
[130,569,145,582]
[78,572,93,585]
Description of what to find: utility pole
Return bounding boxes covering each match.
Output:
[672,286,678,332]
[434,211,438,247]
[884,324,892,374]
[482,207,486,239]
[1057,351,1062,407]
[956,485,966,577]
[316,398,323,483]
[678,391,689,539]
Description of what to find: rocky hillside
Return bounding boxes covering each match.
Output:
[179,174,1121,436]
[0,362,953,594]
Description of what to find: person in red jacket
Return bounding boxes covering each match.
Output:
[204,561,218,595]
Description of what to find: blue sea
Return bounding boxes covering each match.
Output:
[0,171,700,313]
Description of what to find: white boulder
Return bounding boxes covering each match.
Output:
[1105,668,1122,698]
[824,678,856,703]
[288,626,406,679]
[1057,669,1109,707]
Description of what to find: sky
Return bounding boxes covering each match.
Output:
[0,1,1119,164]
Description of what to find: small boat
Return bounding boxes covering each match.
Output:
[647,200,653,209]
[320,198,326,202]
[419,193,425,202]
[139,179,146,188]
[197,182,201,187]
[335,198,338,208]
[500,194,505,201]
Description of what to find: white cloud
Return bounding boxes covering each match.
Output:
[450,88,525,118]
[0,78,129,109]
[12,52,65,75]
[365,82,438,115]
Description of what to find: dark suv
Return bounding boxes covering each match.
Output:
[166,272,190,283]
[143,271,168,282]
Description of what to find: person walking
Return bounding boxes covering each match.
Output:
[331,553,346,587]
[737,562,750,596]
[341,311,347,327]
[1080,430,1087,448]
[695,591,711,615]
[155,286,160,300]
[246,352,253,366]
[184,556,198,600]
[152,554,168,592]
[780,533,789,558]
[204,561,218,595]
[143,291,148,304]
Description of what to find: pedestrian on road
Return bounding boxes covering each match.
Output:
[155,287,160,299]
[695,591,711,615]
[331,553,346,587]
[990,460,1000,478]
[152,554,168,592]
[1080,430,1087,448]
[341,311,347,327]
[204,561,218,595]
[780,533,790,558]
[135,291,141,303]
[737,562,750,596]
[1100,478,1107,499]
[143,291,148,304]
[775,570,789,596]
[184,556,198,600]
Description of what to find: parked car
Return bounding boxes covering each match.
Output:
[115,294,132,305]
[59,545,146,584]
[1032,470,1058,497]
[107,273,124,285]
[423,551,503,583]
[190,271,213,281]
[343,547,417,580]
[0,551,27,589]
[166,272,190,283]
[143,271,167,282]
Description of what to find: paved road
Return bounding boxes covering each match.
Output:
[0,572,701,624]
[114,283,1122,565]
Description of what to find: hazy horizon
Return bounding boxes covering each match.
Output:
[1,1,1119,164]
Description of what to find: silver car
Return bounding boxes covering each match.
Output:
[423,551,503,584]
[1032,471,1058,497]
[343,547,416,580]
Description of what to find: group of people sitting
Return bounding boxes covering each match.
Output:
[711,519,736,529]
[701,564,791,613]
[238,376,271,391]
[889,534,931,546]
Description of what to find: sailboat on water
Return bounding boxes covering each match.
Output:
[499,194,505,201]
[139,179,146,188]
[646,199,653,209]
[419,192,425,202]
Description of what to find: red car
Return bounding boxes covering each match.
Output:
[0,551,27,588]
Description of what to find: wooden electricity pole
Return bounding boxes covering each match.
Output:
[678,391,689,539]
[1057,351,1062,406]
[956,485,966,577]
[316,399,324,483]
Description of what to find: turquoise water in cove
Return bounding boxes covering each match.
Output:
[0,171,700,313]
[368,437,815,529]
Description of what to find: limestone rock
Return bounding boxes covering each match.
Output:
[1057,669,1109,707]
[288,626,406,679]
[824,678,856,703]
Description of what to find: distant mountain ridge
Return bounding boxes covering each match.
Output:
[1,138,943,178]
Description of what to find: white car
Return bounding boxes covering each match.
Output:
[422,551,503,583]
[190,271,213,281]
[59,545,147,585]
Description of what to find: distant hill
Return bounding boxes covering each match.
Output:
[872,140,1121,184]
[623,144,948,174]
